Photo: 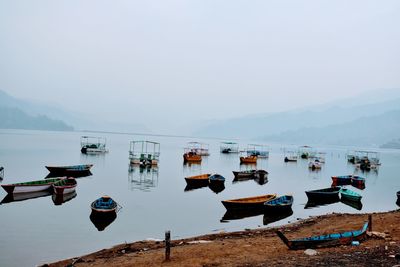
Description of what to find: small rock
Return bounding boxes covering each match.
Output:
[179,241,183,245]
[385,246,388,250]
[390,241,396,245]
[121,249,125,254]
[143,248,148,251]
[304,249,318,256]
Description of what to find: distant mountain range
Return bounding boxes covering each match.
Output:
[194,89,400,147]
[0,90,149,133]
[0,106,73,131]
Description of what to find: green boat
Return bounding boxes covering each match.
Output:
[340,188,362,202]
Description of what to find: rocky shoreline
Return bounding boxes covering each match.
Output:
[45,210,400,267]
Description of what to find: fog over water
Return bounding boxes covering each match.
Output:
[0,1,399,134]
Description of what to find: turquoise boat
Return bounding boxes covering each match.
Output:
[340,188,362,202]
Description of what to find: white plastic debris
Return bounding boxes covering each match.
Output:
[187,240,213,244]
[304,249,318,256]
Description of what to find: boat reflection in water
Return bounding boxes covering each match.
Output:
[52,191,77,206]
[46,170,93,179]
[233,176,268,186]
[0,191,52,205]
[208,181,225,194]
[340,198,363,210]
[263,209,293,226]
[128,165,159,192]
[304,196,340,209]
[221,207,265,222]
[90,211,118,231]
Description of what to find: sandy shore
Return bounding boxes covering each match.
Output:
[46,210,400,267]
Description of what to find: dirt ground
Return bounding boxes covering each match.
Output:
[46,210,400,267]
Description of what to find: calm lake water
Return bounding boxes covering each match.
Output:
[0,129,399,266]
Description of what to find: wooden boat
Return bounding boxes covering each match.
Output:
[305,186,341,201]
[350,175,366,187]
[264,195,293,212]
[221,194,276,210]
[331,175,352,185]
[276,221,369,250]
[232,170,256,178]
[209,174,225,182]
[46,170,92,179]
[45,164,93,174]
[184,173,211,187]
[91,196,118,213]
[340,188,362,202]
[53,178,77,195]
[183,151,202,163]
[240,155,257,164]
[1,178,62,194]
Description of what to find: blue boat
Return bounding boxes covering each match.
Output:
[209,174,225,183]
[264,195,293,212]
[276,222,369,250]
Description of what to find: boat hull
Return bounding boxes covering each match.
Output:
[240,156,257,164]
[264,195,294,212]
[46,164,93,173]
[276,222,369,250]
[183,153,202,163]
[305,187,341,201]
[1,178,61,194]
[222,194,276,210]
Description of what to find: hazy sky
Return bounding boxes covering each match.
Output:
[0,1,399,132]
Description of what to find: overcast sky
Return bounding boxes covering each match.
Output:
[0,1,399,132]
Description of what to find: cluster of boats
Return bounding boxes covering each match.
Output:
[347,150,381,171]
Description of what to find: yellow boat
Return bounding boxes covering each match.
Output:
[183,151,202,163]
[184,173,211,184]
[222,194,276,210]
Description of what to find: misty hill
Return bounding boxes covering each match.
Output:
[194,95,400,140]
[260,110,400,147]
[0,106,73,131]
[0,90,149,133]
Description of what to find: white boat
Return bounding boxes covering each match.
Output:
[308,159,322,170]
[220,142,239,153]
[129,140,160,166]
[80,136,108,154]
[1,178,62,194]
[246,144,269,158]
[186,142,210,156]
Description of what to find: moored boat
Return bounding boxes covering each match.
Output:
[221,194,276,210]
[80,136,108,154]
[276,221,369,250]
[240,155,257,164]
[1,178,62,194]
[305,186,341,201]
[232,170,256,178]
[308,160,322,170]
[45,164,93,174]
[53,178,77,195]
[264,195,293,212]
[91,196,118,213]
[184,173,211,186]
[331,175,352,185]
[340,188,362,202]
[350,175,366,188]
[209,174,225,184]
[183,151,202,163]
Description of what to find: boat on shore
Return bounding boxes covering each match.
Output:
[340,188,362,202]
[45,164,93,174]
[53,178,77,195]
[264,195,293,212]
[1,178,62,194]
[276,221,369,250]
[305,186,341,201]
[221,194,276,210]
[91,196,118,213]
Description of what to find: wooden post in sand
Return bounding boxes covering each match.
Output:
[368,215,372,231]
[165,230,171,261]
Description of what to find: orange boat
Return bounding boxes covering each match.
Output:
[183,151,202,163]
[240,155,258,164]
